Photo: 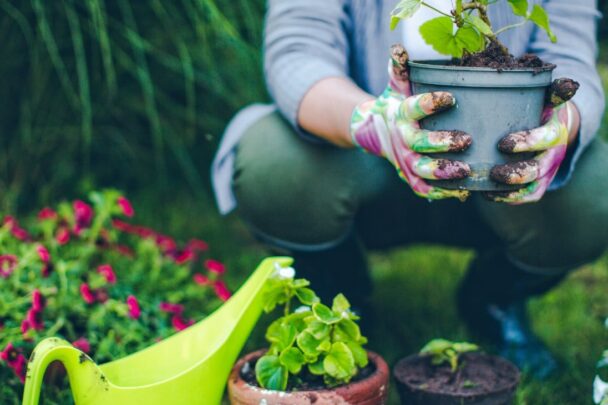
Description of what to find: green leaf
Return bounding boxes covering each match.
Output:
[297,331,322,356]
[323,342,356,382]
[312,303,341,325]
[453,342,479,354]
[255,355,288,391]
[334,318,361,342]
[420,339,453,355]
[419,17,484,58]
[307,320,330,340]
[266,321,297,351]
[331,293,351,314]
[295,288,319,306]
[308,359,325,375]
[464,14,493,36]
[317,339,332,352]
[507,0,528,17]
[390,0,423,30]
[279,347,305,374]
[529,5,557,43]
[293,278,310,288]
[347,341,369,368]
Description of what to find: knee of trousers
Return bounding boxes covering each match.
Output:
[231,112,374,249]
[480,139,608,272]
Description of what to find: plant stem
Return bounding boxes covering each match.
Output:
[461,0,510,55]
[495,20,528,36]
[421,2,452,17]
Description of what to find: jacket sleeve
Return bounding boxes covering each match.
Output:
[264,0,352,128]
[528,0,605,188]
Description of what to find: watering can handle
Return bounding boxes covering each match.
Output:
[22,337,102,405]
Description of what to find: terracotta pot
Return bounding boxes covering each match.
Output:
[394,352,520,405]
[228,349,389,405]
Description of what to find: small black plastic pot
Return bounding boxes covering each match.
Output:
[409,61,555,191]
[393,353,520,405]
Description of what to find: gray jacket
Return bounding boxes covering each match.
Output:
[213,0,604,214]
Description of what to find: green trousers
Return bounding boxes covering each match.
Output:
[233,112,608,277]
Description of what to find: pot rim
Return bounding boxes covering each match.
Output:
[408,59,556,73]
[229,348,389,395]
[393,352,521,399]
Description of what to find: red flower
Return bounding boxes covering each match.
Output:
[38,207,57,221]
[112,219,135,233]
[171,314,194,331]
[80,283,95,304]
[193,273,210,286]
[159,302,184,314]
[20,319,30,335]
[25,308,44,331]
[187,239,208,252]
[1,343,26,383]
[36,245,50,263]
[3,216,29,241]
[73,200,93,235]
[32,289,45,312]
[173,249,194,265]
[56,227,70,245]
[127,295,141,319]
[156,235,176,253]
[213,281,232,302]
[205,259,226,275]
[97,264,117,284]
[0,255,18,278]
[117,196,135,217]
[72,338,91,353]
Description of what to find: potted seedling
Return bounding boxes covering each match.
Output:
[390,0,578,191]
[227,264,389,404]
[394,339,520,405]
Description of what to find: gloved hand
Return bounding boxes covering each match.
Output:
[350,44,472,201]
[486,79,579,204]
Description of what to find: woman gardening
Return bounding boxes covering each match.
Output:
[212,0,608,379]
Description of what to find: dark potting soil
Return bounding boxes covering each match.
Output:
[453,41,554,71]
[240,357,376,391]
[394,353,518,397]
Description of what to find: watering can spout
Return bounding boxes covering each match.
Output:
[22,337,107,405]
[22,257,293,405]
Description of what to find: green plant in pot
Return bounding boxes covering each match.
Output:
[390,0,579,193]
[227,264,390,404]
[394,339,521,405]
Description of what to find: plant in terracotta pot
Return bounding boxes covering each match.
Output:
[228,264,389,404]
[394,339,520,405]
[390,0,579,192]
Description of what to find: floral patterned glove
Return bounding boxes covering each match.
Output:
[350,45,472,201]
[486,78,580,204]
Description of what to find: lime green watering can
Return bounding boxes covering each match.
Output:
[22,257,292,405]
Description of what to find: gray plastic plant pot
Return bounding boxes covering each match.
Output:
[408,60,555,191]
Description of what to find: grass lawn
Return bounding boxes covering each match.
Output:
[121,50,608,405]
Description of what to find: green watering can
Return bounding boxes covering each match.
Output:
[22,257,292,405]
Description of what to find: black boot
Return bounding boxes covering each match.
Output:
[457,250,567,379]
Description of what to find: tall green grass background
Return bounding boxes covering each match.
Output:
[0,0,267,211]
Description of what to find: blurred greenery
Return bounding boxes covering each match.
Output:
[0,0,267,211]
[0,1,607,404]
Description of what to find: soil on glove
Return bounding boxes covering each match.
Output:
[394,353,518,397]
[453,41,554,71]
[241,357,376,391]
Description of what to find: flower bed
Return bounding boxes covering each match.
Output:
[0,190,231,403]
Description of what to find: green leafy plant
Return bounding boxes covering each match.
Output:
[254,269,369,391]
[420,339,479,373]
[390,0,556,58]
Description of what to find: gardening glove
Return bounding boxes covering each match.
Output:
[350,44,472,201]
[486,79,580,204]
